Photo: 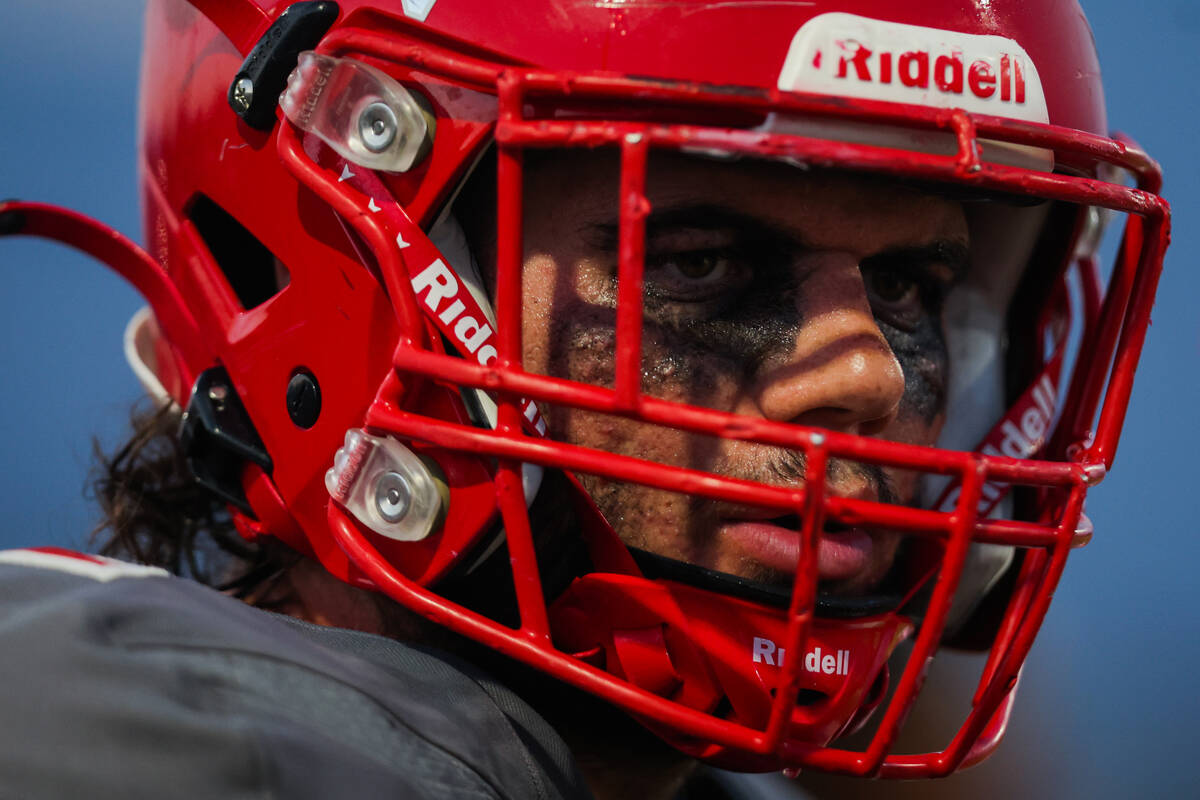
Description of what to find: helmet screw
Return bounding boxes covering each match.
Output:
[286,369,321,429]
[374,471,413,523]
[232,77,254,112]
[207,383,229,409]
[358,101,398,153]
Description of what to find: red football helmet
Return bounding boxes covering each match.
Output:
[0,0,1169,778]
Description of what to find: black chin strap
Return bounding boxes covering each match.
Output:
[436,470,594,627]
[629,547,906,619]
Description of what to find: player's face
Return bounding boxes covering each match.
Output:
[519,152,967,596]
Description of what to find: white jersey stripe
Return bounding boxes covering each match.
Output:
[0,549,169,582]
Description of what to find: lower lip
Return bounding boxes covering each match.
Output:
[720,521,873,581]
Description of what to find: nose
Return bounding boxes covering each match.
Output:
[753,251,905,435]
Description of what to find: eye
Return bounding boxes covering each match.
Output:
[661,250,731,283]
[641,247,749,308]
[860,263,937,332]
[863,267,919,305]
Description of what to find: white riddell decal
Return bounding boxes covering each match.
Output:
[752,636,849,676]
[778,13,1048,123]
[411,260,499,369]
[938,371,1058,514]
[411,260,548,435]
[401,0,438,23]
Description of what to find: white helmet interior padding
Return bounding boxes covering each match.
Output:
[932,200,1053,635]
[429,211,545,570]
[124,306,176,410]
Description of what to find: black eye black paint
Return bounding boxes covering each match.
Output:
[560,203,963,426]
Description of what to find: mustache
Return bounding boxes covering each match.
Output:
[761,449,901,506]
[678,447,904,526]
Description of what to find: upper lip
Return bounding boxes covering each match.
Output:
[715,484,880,527]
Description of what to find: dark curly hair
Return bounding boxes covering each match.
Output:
[90,402,297,602]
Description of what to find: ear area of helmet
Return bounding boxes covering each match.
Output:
[280,52,436,173]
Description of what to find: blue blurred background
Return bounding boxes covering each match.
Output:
[0,2,1195,797]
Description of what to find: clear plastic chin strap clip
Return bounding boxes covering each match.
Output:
[325,429,443,541]
[280,52,434,173]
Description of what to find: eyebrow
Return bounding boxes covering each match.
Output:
[862,240,972,284]
[585,203,787,251]
[586,202,971,280]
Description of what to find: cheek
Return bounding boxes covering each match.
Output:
[540,299,749,414]
[881,411,947,503]
[876,324,947,499]
[518,254,562,376]
[882,319,949,425]
[640,334,748,410]
[579,473,718,561]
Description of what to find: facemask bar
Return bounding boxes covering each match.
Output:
[269,23,1168,778]
[0,203,210,389]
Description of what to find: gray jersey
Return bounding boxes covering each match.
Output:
[0,549,591,799]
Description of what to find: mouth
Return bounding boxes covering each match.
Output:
[629,510,906,619]
[718,513,875,583]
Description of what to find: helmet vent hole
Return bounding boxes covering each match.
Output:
[188,194,289,310]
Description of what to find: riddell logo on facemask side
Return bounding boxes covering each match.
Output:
[752,636,849,676]
[410,258,548,436]
[411,259,498,368]
[777,13,1049,125]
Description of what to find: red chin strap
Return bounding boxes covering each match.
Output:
[550,573,913,769]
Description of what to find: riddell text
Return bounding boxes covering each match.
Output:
[752,636,849,676]
[829,41,1027,103]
